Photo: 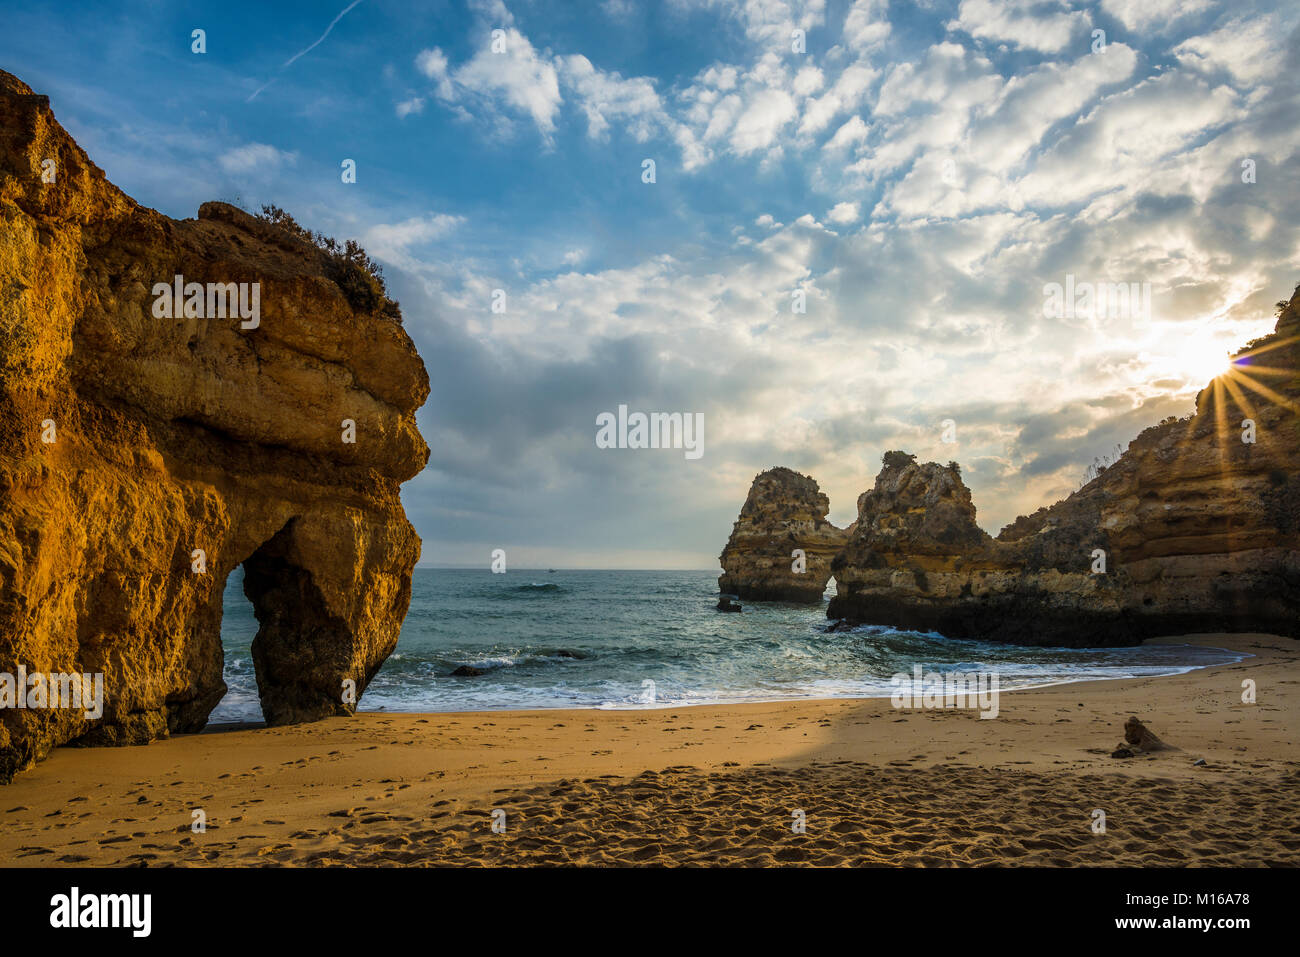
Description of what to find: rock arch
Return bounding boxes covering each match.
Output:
[239,514,415,726]
[0,70,428,782]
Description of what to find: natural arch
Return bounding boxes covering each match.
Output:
[239,518,387,726]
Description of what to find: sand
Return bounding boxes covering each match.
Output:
[2,633,1297,866]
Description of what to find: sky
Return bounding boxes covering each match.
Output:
[4,0,1298,568]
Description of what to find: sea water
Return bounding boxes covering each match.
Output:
[210,567,1243,723]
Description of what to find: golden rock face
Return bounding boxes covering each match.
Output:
[718,467,850,602]
[725,302,1300,646]
[0,71,430,782]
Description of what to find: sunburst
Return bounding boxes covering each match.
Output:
[1153,322,1298,579]
[1178,328,1300,453]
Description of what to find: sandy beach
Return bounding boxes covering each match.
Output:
[2,633,1297,867]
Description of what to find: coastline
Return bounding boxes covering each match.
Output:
[2,632,1296,867]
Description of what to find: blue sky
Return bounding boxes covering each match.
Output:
[4,0,1298,567]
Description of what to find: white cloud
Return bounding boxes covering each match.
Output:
[948,0,1087,54]
[363,213,465,270]
[968,44,1138,172]
[415,48,454,99]
[827,201,860,223]
[558,54,665,141]
[823,115,869,151]
[684,0,829,45]
[730,87,798,154]
[453,29,562,136]
[843,0,891,50]
[847,43,1001,182]
[414,29,562,141]
[1013,70,1243,209]
[798,63,877,135]
[792,64,825,96]
[1100,0,1212,31]
[405,0,884,170]
[217,143,296,174]
[868,45,1246,221]
[396,96,425,118]
[1173,16,1289,87]
[416,21,675,152]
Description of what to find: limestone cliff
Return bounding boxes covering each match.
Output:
[718,467,849,601]
[0,71,430,782]
[721,293,1299,645]
[826,298,1300,646]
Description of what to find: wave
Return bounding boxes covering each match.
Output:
[444,647,591,675]
[218,569,1247,720]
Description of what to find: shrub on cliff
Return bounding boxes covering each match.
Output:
[1274,282,1300,317]
[882,450,917,470]
[255,205,402,322]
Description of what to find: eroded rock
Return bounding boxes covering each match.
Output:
[0,70,429,782]
[718,467,849,602]
[823,296,1300,645]
[1111,716,1172,758]
[721,291,1299,645]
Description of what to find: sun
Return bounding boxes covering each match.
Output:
[1181,342,1235,386]
[1152,312,1288,390]
[1154,331,1236,388]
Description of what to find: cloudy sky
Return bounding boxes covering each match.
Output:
[5,0,1298,567]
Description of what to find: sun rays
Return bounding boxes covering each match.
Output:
[1179,321,1300,468]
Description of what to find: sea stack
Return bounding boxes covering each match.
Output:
[0,71,430,782]
[718,467,849,602]
[825,450,1125,646]
[720,292,1300,646]
[826,297,1300,645]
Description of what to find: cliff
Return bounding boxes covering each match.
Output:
[718,467,849,601]
[826,453,1128,645]
[723,293,1300,646]
[827,298,1300,645]
[0,71,430,782]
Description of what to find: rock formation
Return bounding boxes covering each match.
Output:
[0,71,429,782]
[827,450,1128,646]
[723,292,1300,646]
[1110,716,1172,758]
[718,467,849,601]
[829,296,1299,645]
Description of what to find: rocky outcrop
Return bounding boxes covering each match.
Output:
[826,451,1129,646]
[718,467,849,601]
[1111,717,1172,758]
[825,297,1300,646]
[721,292,1299,646]
[0,71,429,782]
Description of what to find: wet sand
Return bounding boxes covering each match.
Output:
[2,633,1297,866]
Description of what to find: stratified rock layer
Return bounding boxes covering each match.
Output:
[0,71,430,782]
[826,300,1300,646]
[718,467,849,601]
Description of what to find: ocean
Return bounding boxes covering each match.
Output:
[209,567,1244,723]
